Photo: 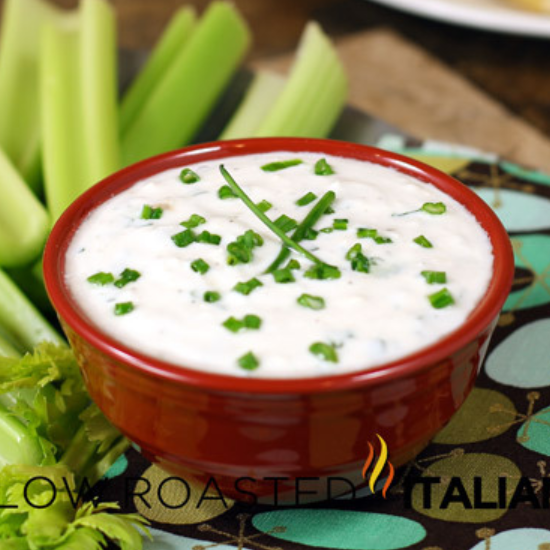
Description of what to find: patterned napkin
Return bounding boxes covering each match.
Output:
[97,137,550,550]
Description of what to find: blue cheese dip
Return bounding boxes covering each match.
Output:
[65,151,493,378]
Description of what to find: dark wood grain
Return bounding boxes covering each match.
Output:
[1,0,549,140]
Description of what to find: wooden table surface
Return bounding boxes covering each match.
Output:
[2,0,550,164]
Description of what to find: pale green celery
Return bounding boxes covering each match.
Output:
[0,0,58,191]
[0,269,64,351]
[0,148,50,268]
[0,334,20,358]
[122,1,251,166]
[41,0,120,221]
[120,6,197,135]
[219,71,286,140]
[255,22,348,138]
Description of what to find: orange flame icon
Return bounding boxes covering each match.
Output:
[361,434,395,498]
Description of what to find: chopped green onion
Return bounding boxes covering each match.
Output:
[320,227,333,234]
[357,228,392,244]
[218,185,237,199]
[333,218,348,231]
[309,341,338,363]
[421,270,447,284]
[257,199,272,213]
[422,202,446,215]
[220,165,332,269]
[304,264,341,280]
[297,294,325,310]
[234,278,263,295]
[428,288,455,309]
[414,235,433,248]
[325,206,335,214]
[180,213,206,229]
[272,268,295,284]
[227,229,263,265]
[114,268,141,288]
[179,168,200,184]
[346,244,370,274]
[296,192,317,206]
[261,159,303,172]
[141,204,163,220]
[314,158,334,176]
[114,302,134,316]
[172,229,195,248]
[196,230,221,245]
[191,259,209,274]
[87,272,114,286]
[238,351,259,371]
[223,314,262,332]
[203,290,221,303]
[303,228,319,241]
[274,214,298,233]
[287,259,301,270]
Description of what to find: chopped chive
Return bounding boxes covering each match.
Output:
[244,314,262,329]
[172,229,196,248]
[218,185,237,199]
[314,158,335,176]
[181,214,206,229]
[357,228,392,244]
[223,314,262,332]
[287,259,301,270]
[325,206,335,214]
[346,244,370,274]
[297,294,325,310]
[191,259,210,274]
[114,302,134,316]
[304,264,341,280]
[429,288,455,309]
[273,268,295,284]
[309,342,338,363]
[204,291,221,303]
[303,228,319,240]
[422,202,446,215]
[234,278,263,295]
[296,192,317,206]
[196,231,222,245]
[261,159,303,172]
[257,199,273,213]
[274,214,298,233]
[227,230,263,265]
[414,235,433,248]
[114,268,141,288]
[333,218,348,231]
[141,204,163,220]
[179,168,200,184]
[87,272,114,286]
[221,165,332,269]
[421,270,447,284]
[320,227,333,234]
[238,351,260,371]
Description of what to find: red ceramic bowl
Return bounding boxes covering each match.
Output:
[44,138,514,503]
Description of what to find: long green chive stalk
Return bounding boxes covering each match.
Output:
[254,22,347,138]
[0,269,64,352]
[265,191,336,273]
[0,148,50,267]
[122,2,251,166]
[41,0,120,220]
[220,165,332,267]
[0,0,57,190]
[219,71,286,139]
[120,6,197,135]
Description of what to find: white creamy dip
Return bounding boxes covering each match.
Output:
[65,151,493,378]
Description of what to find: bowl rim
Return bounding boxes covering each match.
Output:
[43,137,515,395]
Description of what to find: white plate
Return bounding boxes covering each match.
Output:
[367,0,550,37]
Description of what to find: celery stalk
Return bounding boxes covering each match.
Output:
[0,334,21,358]
[255,22,347,138]
[0,269,64,351]
[120,6,197,135]
[0,147,50,267]
[219,71,286,139]
[122,1,251,166]
[0,0,57,191]
[41,0,120,221]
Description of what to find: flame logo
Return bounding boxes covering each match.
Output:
[361,434,395,498]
